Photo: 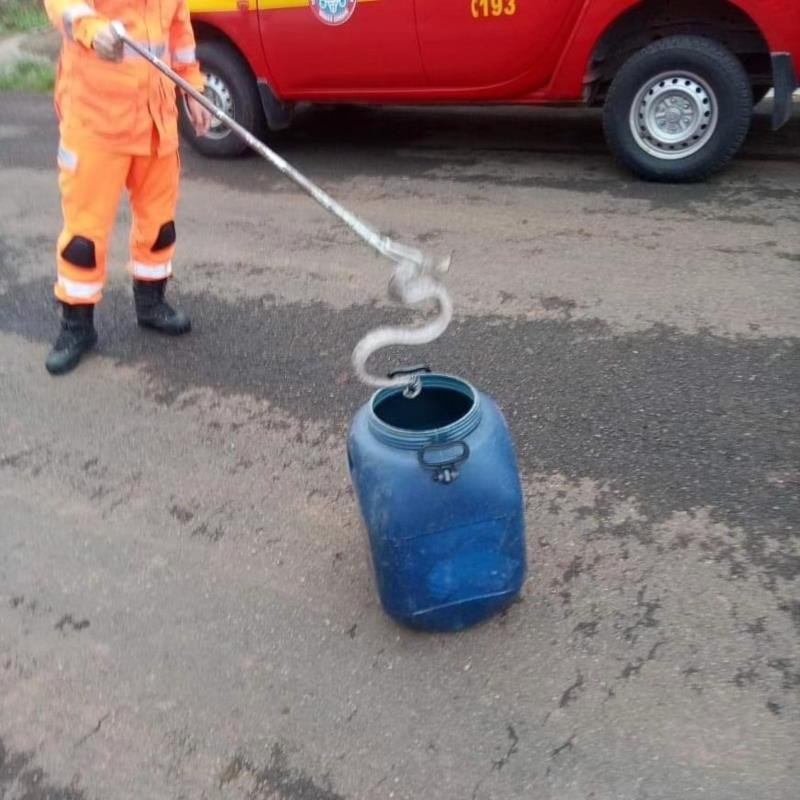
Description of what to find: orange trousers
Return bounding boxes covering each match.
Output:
[55,132,180,305]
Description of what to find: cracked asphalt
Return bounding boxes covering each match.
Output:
[1,92,799,800]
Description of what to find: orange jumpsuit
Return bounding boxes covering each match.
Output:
[44,0,204,305]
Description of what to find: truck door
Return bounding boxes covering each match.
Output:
[413,0,582,90]
[259,0,425,95]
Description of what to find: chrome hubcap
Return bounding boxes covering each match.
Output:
[630,72,719,160]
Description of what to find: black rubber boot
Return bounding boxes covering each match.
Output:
[133,279,191,335]
[45,303,98,375]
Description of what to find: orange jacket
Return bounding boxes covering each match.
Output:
[45,0,204,156]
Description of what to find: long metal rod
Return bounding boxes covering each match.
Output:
[113,22,454,390]
[111,22,436,272]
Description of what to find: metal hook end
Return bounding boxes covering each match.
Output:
[435,253,452,275]
[402,376,423,400]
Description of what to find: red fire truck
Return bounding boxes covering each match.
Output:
[181,0,798,181]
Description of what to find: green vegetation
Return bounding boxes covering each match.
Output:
[0,0,48,35]
[0,58,54,91]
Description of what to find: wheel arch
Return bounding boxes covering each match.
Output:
[191,19,261,79]
[584,0,770,106]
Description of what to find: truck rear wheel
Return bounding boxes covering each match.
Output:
[179,41,263,158]
[603,36,753,182]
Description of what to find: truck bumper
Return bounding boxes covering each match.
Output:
[771,52,797,131]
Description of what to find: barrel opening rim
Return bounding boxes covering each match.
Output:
[368,374,482,449]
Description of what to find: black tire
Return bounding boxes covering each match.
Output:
[603,36,753,183]
[178,40,264,158]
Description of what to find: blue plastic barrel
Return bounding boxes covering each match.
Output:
[347,373,526,631]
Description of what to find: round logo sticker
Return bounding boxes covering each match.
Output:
[310,0,357,26]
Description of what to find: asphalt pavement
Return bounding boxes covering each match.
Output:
[1,93,799,800]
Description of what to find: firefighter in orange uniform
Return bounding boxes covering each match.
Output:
[43,0,212,374]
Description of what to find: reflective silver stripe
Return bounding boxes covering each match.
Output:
[129,260,172,280]
[58,276,103,300]
[57,143,78,171]
[172,47,196,65]
[123,41,167,61]
[63,4,95,41]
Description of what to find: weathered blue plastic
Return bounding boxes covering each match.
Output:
[347,374,526,631]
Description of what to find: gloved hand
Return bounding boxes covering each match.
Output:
[92,24,124,62]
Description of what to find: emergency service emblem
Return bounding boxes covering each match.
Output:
[310,0,357,26]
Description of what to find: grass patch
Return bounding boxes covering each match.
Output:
[0,0,48,35]
[0,58,54,91]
